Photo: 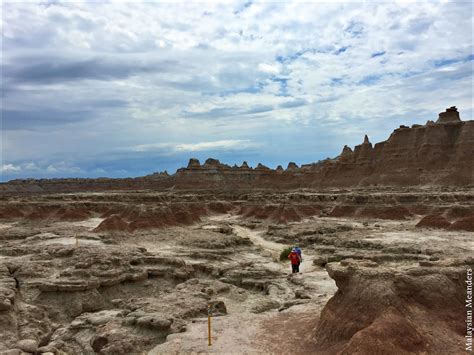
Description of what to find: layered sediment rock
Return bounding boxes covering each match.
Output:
[436,106,461,123]
[93,215,130,233]
[1,107,472,194]
[1,189,473,231]
[314,260,471,354]
[0,242,236,353]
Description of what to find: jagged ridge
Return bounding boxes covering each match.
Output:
[1,107,472,194]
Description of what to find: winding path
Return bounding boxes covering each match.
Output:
[149,218,336,354]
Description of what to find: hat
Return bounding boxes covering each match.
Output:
[291,248,296,252]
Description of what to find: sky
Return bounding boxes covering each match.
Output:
[1,0,473,182]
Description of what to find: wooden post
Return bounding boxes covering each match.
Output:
[208,304,212,346]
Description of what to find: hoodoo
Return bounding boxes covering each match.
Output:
[1,107,472,194]
[286,162,299,171]
[436,106,461,123]
[338,145,354,162]
[187,158,201,168]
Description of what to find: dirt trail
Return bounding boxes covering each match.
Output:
[149,311,271,354]
[53,217,104,230]
[231,224,317,274]
[148,219,336,354]
[232,225,284,253]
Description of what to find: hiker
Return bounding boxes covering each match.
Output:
[288,248,301,273]
[294,246,302,265]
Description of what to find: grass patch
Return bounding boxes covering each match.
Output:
[279,246,293,261]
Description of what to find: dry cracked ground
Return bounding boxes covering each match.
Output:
[0,189,473,354]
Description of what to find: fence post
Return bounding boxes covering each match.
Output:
[208,304,212,346]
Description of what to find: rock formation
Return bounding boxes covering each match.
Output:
[187,158,201,168]
[338,145,353,162]
[1,107,472,194]
[256,163,270,170]
[436,106,461,123]
[286,162,299,171]
[93,215,130,233]
[314,260,471,353]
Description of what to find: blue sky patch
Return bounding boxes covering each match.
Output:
[371,51,386,58]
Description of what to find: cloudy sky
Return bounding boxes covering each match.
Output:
[1,1,472,181]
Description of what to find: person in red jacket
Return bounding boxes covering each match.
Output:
[288,248,301,273]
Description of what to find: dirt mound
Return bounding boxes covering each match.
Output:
[409,204,435,216]
[128,218,162,231]
[238,204,320,224]
[328,205,412,220]
[449,215,474,231]
[416,214,451,229]
[126,205,205,232]
[445,206,473,220]
[24,205,59,220]
[295,204,322,217]
[0,206,24,219]
[127,208,174,231]
[73,202,209,232]
[238,205,277,220]
[170,205,202,225]
[56,206,90,221]
[356,206,412,220]
[271,205,301,224]
[207,201,234,214]
[93,215,129,232]
[328,205,357,217]
[0,204,91,221]
[186,203,209,220]
[100,208,118,219]
[314,262,468,354]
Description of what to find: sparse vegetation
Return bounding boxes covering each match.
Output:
[279,246,293,261]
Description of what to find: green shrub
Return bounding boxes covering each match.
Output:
[327,255,343,262]
[279,246,293,261]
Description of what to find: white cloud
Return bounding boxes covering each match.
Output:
[1,161,82,176]
[23,162,40,171]
[131,139,259,153]
[2,1,472,179]
[46,165,58,173]
[175,140,258,152]
[47,162,82,174]
[1,164,22,173]
[258,63,281,75]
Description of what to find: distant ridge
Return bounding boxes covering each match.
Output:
[2,107,473,194]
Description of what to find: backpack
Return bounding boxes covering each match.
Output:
[295,247,302,260]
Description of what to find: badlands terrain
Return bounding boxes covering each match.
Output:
[0,107,473,354]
